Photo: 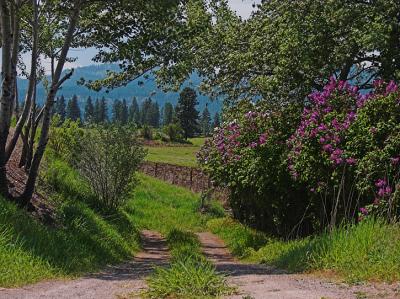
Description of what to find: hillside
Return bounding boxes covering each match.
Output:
[17,64,222,115]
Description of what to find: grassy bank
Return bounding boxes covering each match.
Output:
[0,160,140,287]
[146,229,232,298]
[0,154,222,288]
[207,217,400,282]
[128,174,220,234]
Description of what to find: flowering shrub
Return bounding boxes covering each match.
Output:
[288,78,400,227]
[198,101,310,236]
[200,78,400,237]
[347,80,400,221]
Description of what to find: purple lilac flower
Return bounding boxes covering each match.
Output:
[390,157,400,165]
[249,142,258,149]
[359,207,368,215]
[346,157,356,165]
[375,179,386,188]
[323,144,333,152]
[259,133,267,145]
[386,80,398,94]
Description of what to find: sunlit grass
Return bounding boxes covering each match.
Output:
[128,174,218,234]
[208,217,400,282]
[145,229,233,299]
[0,159,140,288]
[144,145,200,167]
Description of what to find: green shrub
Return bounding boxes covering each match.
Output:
[48,117,83,163]
[163,123,184,142]
[74,125,146,211]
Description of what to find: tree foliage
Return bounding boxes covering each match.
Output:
[66,95,81,122]
[175,87,200,139]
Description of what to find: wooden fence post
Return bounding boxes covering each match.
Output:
[190,168,193,190]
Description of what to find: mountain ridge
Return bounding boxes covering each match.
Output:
[17,64,222,115]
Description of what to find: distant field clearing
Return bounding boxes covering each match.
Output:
[145,138,206,167]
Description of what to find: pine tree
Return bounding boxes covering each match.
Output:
[163,102,174,126]
[200,105,211,137]
[212,112,221,129]
[84,96,95,123]
[121,99,129,125]
[151,102,160,127]
[66,95,81,122]
[94,99,100,123]
[98,97,108,123]
[129,97,140,125]
[141,98,153,126]
[175,87,200,139]
[112,99,122,123]
[55,95,66,122]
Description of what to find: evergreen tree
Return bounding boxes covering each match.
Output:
[212,112,221,129]
[141,98,153,126]
[94,99,100,123]
[175,87,200,139]
[84,96,95,123]
[98,97,108,123]
[55,95,66,122]
[129,97,140,125]
[163,102,174,126]
[121,99,129,125]
[200,105,211,137]
[112,99,122,123]
[66,95,81,122]
[151,102,160,127]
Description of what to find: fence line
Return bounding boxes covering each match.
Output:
[139,161,228,203]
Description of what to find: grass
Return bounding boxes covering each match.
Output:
[145,145,200,167]
[128,174,218,234]
[0,159,140,288]
[144,137,205,167]
[188,137,206,147]
[207,217,400,282]
[145,229,232,299]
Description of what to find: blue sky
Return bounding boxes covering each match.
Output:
[37,0,261,71]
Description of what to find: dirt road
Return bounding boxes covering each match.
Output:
[0,230,169,299]
[196,232,400,299]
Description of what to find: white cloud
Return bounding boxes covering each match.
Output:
[228,0,261,19]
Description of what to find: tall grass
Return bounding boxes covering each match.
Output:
[207,217,268,257]
[146,229,232,298]
[128,174,218,234]
[208,217,400,282]
[0,159,140,288]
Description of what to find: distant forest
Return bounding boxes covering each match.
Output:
[16,64,222,116]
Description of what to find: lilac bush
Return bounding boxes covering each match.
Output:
[198,101,310,236]
[199,78,400,236]
[288,77,400,226]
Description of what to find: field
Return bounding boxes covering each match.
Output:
[145,137,205,167]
